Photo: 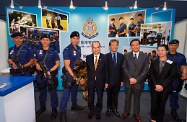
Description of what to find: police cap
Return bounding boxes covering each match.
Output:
[169,39,179,44]
[70,31,80,38]
[11,32,22,38]
[40,34,50,39]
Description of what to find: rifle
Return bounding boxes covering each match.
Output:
[10,54,24,75]
[37,61,53,85]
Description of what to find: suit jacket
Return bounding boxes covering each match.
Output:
[86,53,107,89]
[123,51,149,90]
[106,52,124,86]
[149,57,177,92]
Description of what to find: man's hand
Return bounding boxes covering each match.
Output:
[130,78,137,84]
[155,85,163,92]
[105,83,108,88]
[79,78,85,85]
[44,71,51,78]
[8,59,14,64]
[121,82,124,86]
[181,73,187,80]
[12,63,18,69]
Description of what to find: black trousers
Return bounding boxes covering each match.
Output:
[124,86,141,115]
[107,85,120,110]
[88,86,104,115]
[150,88,170,122]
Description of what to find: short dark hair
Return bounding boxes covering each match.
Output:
[124,49,127,52]
[111,18,115,21]
[152,50,156,54]
[130,18,134,20]
[130,39,141,46]
[119,17,124,20]
[109,39,119,46]
[157,44,168,51]
[138,14,142,16]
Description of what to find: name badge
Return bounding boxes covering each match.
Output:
[73,51,76,56]
[10,50,14,54]
[39,50,43,54]
[166,59,173,64]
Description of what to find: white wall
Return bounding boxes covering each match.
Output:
[174,19,187,58]
[0,19,8,73]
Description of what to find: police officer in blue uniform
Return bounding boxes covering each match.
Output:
[35,34,60,120]
[128,18,136,37]
[136,14,144,36]
[108,18,117,37]
[60,31,84,122]
[167,39,187,122]
[117,17,127,37]
[8,32,35,76]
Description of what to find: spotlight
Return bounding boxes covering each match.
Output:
[10,0,23,9]
[70,0,76,9]
[103,1,108,10]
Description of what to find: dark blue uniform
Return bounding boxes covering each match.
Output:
[136,20,144,36]
[167,52,186,110]
[109,24,117,37]
[35,48,60,109]
[9,44,34,76]
[60,43,81,112]
[129,23,136,37]
[118,23,127,37]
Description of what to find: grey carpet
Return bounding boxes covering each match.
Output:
[34,91,186,122]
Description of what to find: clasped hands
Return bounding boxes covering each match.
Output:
[155,85,163,92]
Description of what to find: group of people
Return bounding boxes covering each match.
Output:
[8,31,187,122]
[21,31,60,53]
[46,13,63,30]
[141,28,170,46]
[108,14,144,37]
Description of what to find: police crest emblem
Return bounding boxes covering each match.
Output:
[81,18,99,39]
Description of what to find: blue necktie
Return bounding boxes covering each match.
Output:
[134,54,138,61]
[113,53,116,64]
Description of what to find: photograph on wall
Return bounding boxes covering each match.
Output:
[42,9,68,31]
[20,26,60,53]
[140,21,172,46]
[8,9,37,34]
[108,10,145,38]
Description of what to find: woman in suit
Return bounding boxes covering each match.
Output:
[149,44,177,122]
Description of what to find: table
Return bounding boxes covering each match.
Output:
[0,76,36,122]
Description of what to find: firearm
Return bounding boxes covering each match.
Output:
[37,61,53,85]
[10,54,24,75]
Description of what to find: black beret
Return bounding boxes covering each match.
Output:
[169,39,179,44]
[11,32,22,38]
[119,17,124,20]
[111,18,115,21]
[70,31,80,38]
[40,34,50,39]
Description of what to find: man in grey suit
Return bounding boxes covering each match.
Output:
[121,39,149,122]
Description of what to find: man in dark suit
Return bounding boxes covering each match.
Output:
[105,39,124,118]
[86,41,107,120]
[121,39,149,122]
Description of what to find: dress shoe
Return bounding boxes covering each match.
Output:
[71,103,84,111]
[50,108,57,120]
[36,107,46,117]
[134,114,142,122]
[112,109,120,118]
[121,113,130,119]
[87,112,94,120]
[171,109,182,121]
[106,109,112,117]
[60,112,67,122]
[95,114,101,120]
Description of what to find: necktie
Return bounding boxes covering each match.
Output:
[94,56,98,70]
[113,53,116,64]
[134,53,138,61]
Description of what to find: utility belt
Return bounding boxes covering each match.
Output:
[62,80,77,89]
[35,70,58,90]
[10,67,31,75]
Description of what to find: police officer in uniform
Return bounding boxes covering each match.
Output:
[128,18,136,37]
[156,26,162,47]
[117,17,127,37]
[167,39,187,122]
[35,34,60,120]
[108,18,117,37]
[136,14,144,36]
[8,32,35,76]
[60,31,84,122]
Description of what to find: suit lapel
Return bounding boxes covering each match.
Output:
[91,54,95,70]
[160,60,169,75]
[129,51,135,64]
[96,53,103,71]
